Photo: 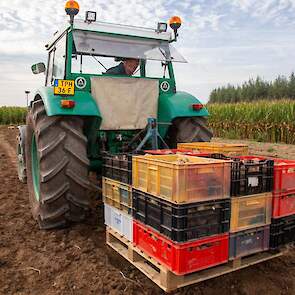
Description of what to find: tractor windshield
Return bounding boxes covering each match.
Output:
[72,30,186,63]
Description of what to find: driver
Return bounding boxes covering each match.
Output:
[105,58,139,76]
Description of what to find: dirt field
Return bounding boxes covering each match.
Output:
[0,125,294,295]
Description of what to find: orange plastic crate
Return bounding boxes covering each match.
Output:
[230,193,272,232]
[132,154,231,204]
[177,142,249,156]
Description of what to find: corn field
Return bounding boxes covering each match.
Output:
[1,101,295,144]
[0,107,27,125]
[207,100,295,144]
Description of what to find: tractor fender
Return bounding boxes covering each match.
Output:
[34,87,102,119]
[158,91,209,136]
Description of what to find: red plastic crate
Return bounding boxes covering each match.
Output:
[273,190,295,218]
[273,159,295,194]
[133,221,229,275]
[236,156,295,194]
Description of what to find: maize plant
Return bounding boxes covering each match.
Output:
[0,107,27,125]
[207,100,295,144]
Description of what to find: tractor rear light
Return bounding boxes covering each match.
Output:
[192,104,203,111]
[61,100,76,108]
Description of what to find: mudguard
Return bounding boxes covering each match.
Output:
[34,87,101,119]
[158,91,209,136]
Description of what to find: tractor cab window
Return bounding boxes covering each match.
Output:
[52,34,66,80]
[46,34,66,86]
[70,30,186,78]
[144,60,170,79]
[46,50,54,86]
[71,54,140,77]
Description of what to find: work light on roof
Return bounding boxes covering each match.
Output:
[85,11,97,23]
[157,22,168,33]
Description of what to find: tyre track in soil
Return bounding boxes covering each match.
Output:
[0,126,294,295]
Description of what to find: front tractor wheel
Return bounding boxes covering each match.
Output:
[25,99,90,229]
[165,117,213,148]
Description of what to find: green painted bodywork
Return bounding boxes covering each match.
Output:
[31,134,40,202]
[158,91,209,137]
[35,87,101,119]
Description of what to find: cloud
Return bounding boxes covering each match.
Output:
[228,0,295,25]
[0,0,295,106]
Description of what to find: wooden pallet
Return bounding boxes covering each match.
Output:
[106,227,284,293]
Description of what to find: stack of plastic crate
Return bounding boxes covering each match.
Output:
[229,156,295,250]
[102,153,133,242]
[226,156,274,259]
[269,159,295,249]
[132,154,232,275]
[146,147,275,260]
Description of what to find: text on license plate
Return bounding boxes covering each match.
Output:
[54,79,75,96]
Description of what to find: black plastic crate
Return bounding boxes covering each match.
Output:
[231,158,274,196]
[102,153,132,184]
[197,154,274,196]
[270,215,295,249]
[132,189,230,243]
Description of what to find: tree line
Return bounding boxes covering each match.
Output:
[209,72,295,103]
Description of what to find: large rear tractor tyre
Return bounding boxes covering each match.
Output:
[165,117,213,148]
[25,99,90,229]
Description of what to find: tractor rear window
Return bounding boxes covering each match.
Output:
[71,55,141,77]
[72,30,187,63]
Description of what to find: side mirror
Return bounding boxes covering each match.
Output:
[31,63,46,74]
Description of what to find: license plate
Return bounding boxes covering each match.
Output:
[54,79,75,96]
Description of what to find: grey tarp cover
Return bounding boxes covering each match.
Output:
[91,77,159,130]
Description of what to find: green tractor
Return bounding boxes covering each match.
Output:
[17,1,212,229]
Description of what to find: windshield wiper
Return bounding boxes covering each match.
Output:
[91,55,108,71]
[159,47,171,61]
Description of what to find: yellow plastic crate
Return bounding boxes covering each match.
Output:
[230,193,272,232]
[132,154,231,204]
[102,177,132,215]
[177,142,249,156]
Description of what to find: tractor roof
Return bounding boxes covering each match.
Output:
[46,19,172,50]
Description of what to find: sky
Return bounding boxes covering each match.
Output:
[1,0,295,106]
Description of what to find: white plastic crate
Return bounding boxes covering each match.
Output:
[104,203,133,241]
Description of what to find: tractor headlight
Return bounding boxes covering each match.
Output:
[85,11,97,23]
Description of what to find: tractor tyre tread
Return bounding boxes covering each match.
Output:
[165,117,213,148]
[25,98,90,229]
